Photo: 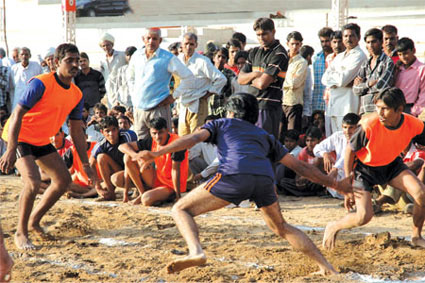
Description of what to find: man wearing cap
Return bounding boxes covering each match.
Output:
[99,33,126,108]
[41,47,56,73]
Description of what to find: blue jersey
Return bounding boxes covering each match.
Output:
[201,118,288,179]
[92,129,137,168]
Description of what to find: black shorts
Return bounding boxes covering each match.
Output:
[204,173,277,208]
[16,142,56,160]
[353,157,408,192]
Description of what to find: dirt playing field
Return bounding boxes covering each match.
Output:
[1,175,425,282]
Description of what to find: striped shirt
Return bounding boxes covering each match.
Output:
[353,52,395,115]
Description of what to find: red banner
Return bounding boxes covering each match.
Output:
[63,0,76,12]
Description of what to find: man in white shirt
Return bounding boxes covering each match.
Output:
[11,47,42,110]
[177,32,226,136]
[313,113,360,198]
[321,23,367,136]
[128,28,195,139]
[99,33,127,108]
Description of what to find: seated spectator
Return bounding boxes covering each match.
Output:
[275,129,302,182]
[189,115,218,180]
[118,115,132,131]
[277,126,325,196]
[91,116,137,201]
[87,102,107,142]
[82,103,90,126]
[63,129,100,198]
[109,105,126,118]
[313,113,360,198]
[171,117,179,135]
[50,127,73,157]
[224,39,242,75]
[118,117,189,206]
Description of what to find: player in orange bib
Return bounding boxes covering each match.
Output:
[0,44,95,250]
[323,87,425,250]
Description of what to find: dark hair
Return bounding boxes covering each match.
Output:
[149,117,168,130]
[287,31,303,42]
[253,17,275,32]
[226,93,259,124]
[373,87,406,111]
[232,32,247,44]
[330,30,343,40]
[112,105,126,114]
[226,39,242,50]
[318,27,333,38]
[234,50,249,63]
[300,45,314,59]
[342,23,361,38]
[99,116,118,129]
[213,47,229,60]
[168,42,181,52]
[125,46,137,57]
[364,28,383,42]
[342,113,360,125]
[83,103,90,111]
[0,113,9,127]
[205,115,219,123]
[396,37,415,53]
[305,126,322,140]
[80,52,89,60]
[55,43,79,62]
[0,48,5,58]
[381,25,397,35]
[312,110,325,120]
[94,102,107,114]
[284,129,300,141]
[172,117,179,128]
[118,115,132,125]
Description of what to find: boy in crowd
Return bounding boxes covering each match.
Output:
[118,117,188,206]
[91,116,137,201]
[314,113,360,199]
[86,102,107,142]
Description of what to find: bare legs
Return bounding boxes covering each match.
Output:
[0,223,13,282]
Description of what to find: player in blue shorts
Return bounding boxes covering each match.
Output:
[139,93,352,275]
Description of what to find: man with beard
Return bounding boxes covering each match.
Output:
[381,25,399,63]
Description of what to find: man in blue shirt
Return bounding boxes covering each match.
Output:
[138,93,352,275]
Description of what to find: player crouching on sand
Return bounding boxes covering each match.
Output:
[138,93,353,275]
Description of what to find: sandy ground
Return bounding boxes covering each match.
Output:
[1,175,425,282]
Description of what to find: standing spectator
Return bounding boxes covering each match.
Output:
[381,25,399,63]
[114,46,137,109]
[211,47,235,117]
[11,48,20,65]
[11,47,42,110]
[395,38,425,116]
[224,39,242,75]
[300,45,315,128]
[231,51,250,94]
[232,32,247,50]
[74,52,106,111]
[321,23,367,136]
[353,28,395,116]
[177,32,226,136]
[0,63,14,113]
[99,33,126,108]
[128,28,195,139]
[168,42,181,56]
[1,47,17,67]
[312,27,333,112]
[282,31,308,132]
[238,17,289,139]
[41,47,56,74]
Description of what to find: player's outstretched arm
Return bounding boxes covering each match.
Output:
[280,153,353,195]
[138,129,211,163]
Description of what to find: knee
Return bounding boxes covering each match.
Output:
[54,175,72,193]
[25,179,42,195]
[412,189,425,207]
[355,209,373,226]
[141,192,155,206]
[124,154,133,166]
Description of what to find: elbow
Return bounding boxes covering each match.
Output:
[256,81,269,90]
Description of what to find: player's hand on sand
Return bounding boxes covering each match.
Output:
[0,149,17,174]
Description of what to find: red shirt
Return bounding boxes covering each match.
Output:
[224,64,238,75]
[298,147,315,164]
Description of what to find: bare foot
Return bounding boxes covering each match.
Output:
[312,266,339,276]
[412,236,425,248]
[131,196,141,205]
[0,250,13,282]
[14,233,35,250]
[166,253,207,273]
[29,223,55,241]
[322,221,339,250]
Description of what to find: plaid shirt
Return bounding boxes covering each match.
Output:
[0,66,11,108]
[312,51,326,111]
[353,52,395,115]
